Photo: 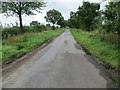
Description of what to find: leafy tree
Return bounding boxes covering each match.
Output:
[44,9,64,29]
[57,17,65,28]
[76,1,100,31]
[67,11,79,28]
[30,21,40,26]
[102,2,120,32]
[68,17,79,29]
[64,20,68,27]
[2,1,45,30]
[70,12,76,18]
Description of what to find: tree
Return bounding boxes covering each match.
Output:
[2,1,45,30]
[68,17,79,29]
[30,21,40,26]
[44,9,64,30]
[102,2,120,32]
[70,12,76,18]
[67,11,79,28]
[57,17,65,28]
[76,1,100,31]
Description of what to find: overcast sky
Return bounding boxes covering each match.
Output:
[0,0,109,27]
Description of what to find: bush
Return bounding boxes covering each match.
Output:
[93,29,118,45]
[2,24,62,40]
[2,25,48,39]
[33,24,47,32]
[2,27,21,39]
[2,46,19,62]
[52,26,55,30]
[22,26,37,33]
[45,25,52,30]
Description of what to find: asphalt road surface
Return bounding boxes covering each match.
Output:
[3,30,117,88]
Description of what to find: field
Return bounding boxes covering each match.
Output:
[2,29,65,64]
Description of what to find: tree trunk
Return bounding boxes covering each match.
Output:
[19,14,23,29]
[18,2,23,30]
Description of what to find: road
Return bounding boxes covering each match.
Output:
[3,30,117,88]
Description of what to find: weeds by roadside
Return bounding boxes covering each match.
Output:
[2,29,65,64]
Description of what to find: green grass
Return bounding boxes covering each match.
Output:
[70,30,119,70]
[2,29,65,64]
[71,29,120,85]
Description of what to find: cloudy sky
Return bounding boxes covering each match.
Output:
[0,0,109,27]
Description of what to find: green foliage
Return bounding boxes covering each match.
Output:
[67,1,119,33]
[30,21,40,26]
[71,29,119,85]
[57,17,66,28]
[45,24,52,30]
[68,2,100,31]
[68,16,79,29]
[2,29,65,64]
[102,2,120,32]
[2,2,45,16]
[70,1,119,33]
[2,46,19,62]
[71,30,119,69]
[77,2,100,31]
[33,24,46,32]
[2,24,51,39]
[93,30,118,44]
[44,9,64,29]
[2,26,21,39]
[2,26,34,39]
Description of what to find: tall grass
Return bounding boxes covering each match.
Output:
[2,29,65,64]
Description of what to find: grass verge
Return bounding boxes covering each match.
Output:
[2,29,65,64]
[70,29,119,85]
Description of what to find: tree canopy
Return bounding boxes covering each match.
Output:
[44,9,64,29]
[76,2,100,31]
[2,1,46,29]
[67,1,119,33]
[102,2,120,32]
[67,2,100,31]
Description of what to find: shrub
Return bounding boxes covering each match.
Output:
[33,24,46,32]
[2,27,21,39]
[94,30,118,45]
[22,26,37,33]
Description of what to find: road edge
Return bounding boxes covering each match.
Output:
[2,31,64,75]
